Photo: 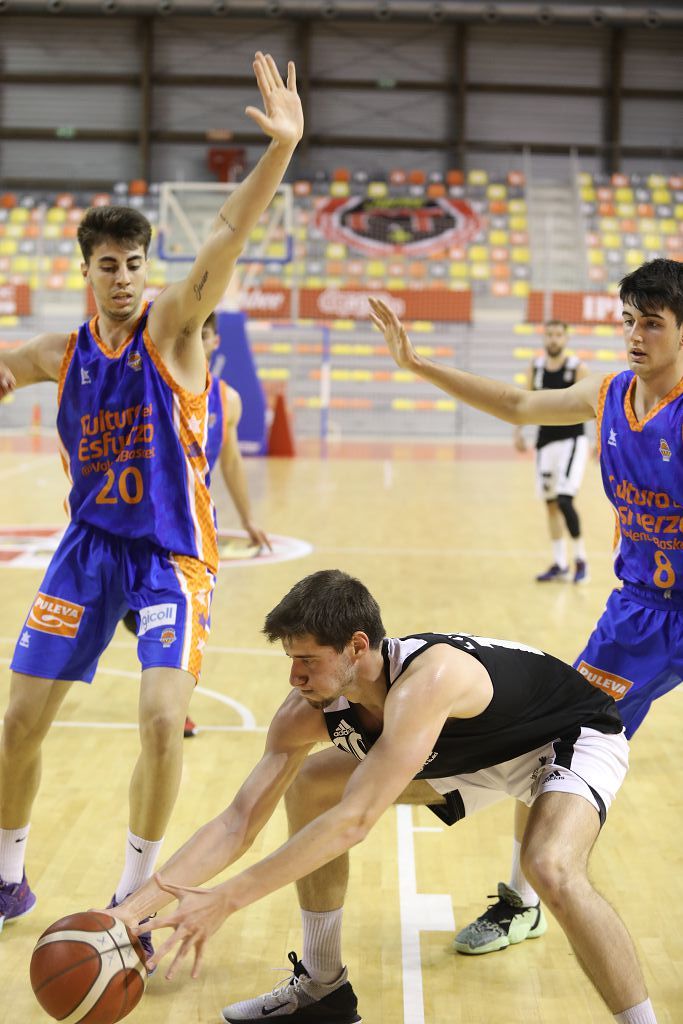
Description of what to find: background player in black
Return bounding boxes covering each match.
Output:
[514,320,590,583]
[109,570,656,1024]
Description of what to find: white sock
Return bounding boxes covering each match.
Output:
[301,908,344,984]
[552,539,568,569]
[0,825,30,884]
[509,838,539,907]
[614,998,657,1023]
[573,538,587,560]
[114,831,164,903]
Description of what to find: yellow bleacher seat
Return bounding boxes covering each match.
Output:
[578,172,593,186]
[330,181,350,198]
[469,246,489,262]
[512,280,530,297]
[366,261,386,278]
[616,203,636,218]
[6,223,26,239]
[488,230,509,246]
[660,219,676,235]
[588,249,605,265]
[508,199,527,213]
[367,182,388,198]
[10,256,34,274]
[470,264,490,279]
[325,243,347,260]
[614,188,634,203]
[625,249,645,267]
[580,187,596,202]
[647,174,667,188]
[0,239,18,255]
[448,263,469,279]
[66,275,84,290]
[599,217,619,232]
[651,188,671,205]
[602,233,622,249]
[510,247,529,263]
[8,208,29,223]
[643,234,662,249]
[674,205,683,220]
[467,169,488,186]
[509,216,527,231]
[46,207,67,224]
[486,184,507,200]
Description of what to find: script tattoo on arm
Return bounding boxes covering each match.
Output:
[193,270,209,301]
[219,212,236,232]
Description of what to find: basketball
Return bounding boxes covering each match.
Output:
[29,911,147,1024]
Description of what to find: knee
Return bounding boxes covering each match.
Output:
[138,709,184,757]
[520,844,580,913]
[1,702,44,756]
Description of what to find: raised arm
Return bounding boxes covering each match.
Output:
[149,53,303,356]
[370,297,602,427]
[0,333,68,396]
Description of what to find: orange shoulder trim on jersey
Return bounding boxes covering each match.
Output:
[142,328,210,406]
[88,302,147,360]
[623,373,683,432]
[595,372,617,460]
[57,331,78,406]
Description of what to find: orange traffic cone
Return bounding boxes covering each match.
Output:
[267,392,295,457]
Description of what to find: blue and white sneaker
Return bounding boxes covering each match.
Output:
[535,563,569,583]
[573,559,589,584]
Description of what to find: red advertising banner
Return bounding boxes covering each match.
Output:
[527,291,623,325]
[0,283,31,316]
[299,287,472,322]
[86,286,469,323]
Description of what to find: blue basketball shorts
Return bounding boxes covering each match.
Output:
[10,520,216,684]
[573,582,683,738]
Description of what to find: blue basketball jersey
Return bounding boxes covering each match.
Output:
[56,304,218,572]
[205,375,230,471]
[598,369,683,598]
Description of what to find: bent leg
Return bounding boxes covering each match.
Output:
[522,792,650,1014]
[285,746,358,912]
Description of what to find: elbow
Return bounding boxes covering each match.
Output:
[338,808,376,849]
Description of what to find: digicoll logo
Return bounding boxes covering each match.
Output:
[138,603,177,636]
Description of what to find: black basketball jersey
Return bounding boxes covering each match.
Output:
[533,356,585,449]
[322,633,622,779]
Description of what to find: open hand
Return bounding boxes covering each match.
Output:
[139,874,232,980]
[246,52,303,147]
[369,297,418,371]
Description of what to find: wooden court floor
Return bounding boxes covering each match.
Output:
[0,447,681,1024]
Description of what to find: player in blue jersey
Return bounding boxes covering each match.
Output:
[0,52,302,938]
[514,320,590,583]
[121,310,270,736]
[371,258,683,970]
[107,570,657,1024]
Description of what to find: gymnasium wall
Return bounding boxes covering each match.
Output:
[1,15,682,186]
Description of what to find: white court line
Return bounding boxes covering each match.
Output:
[0,459,53,482]
[0,658,263,730]
[396,804,455,1024]
[0,637,283,658]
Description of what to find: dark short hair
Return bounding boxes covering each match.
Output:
[203,311,217,333]
[620,258,683,327]
[77,206,152,263]
[544,319,568,332]
[263,569,386,652]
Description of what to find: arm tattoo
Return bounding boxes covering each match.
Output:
[194,270,209,301]
[219,212,236,232]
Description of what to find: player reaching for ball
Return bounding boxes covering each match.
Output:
[371,259,683,963]
[0,52,303,950]
[109,570,657,1024]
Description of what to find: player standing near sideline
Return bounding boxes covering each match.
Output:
[109,570,657,1024]
[370,257,683,960]
[122,310,271,738]
[0,52,303,943]
[514,320,590,584]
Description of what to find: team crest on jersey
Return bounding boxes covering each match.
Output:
[127,350,143,372]
[315,195,481,258]
[659,438,672,462]
[608,428,618,447]
[160,627,177,648]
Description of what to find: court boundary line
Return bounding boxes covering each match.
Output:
[396,804,455,1024]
